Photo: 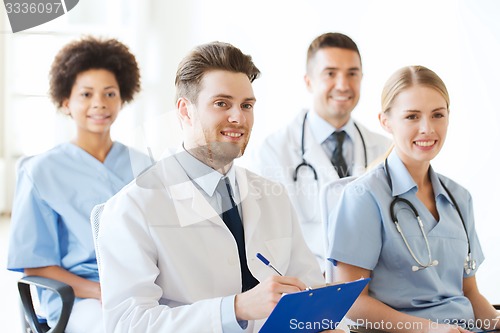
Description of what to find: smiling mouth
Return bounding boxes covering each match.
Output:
[221,131,243,138]
[89,114,111,120]
[414,140,436,147]
[330,95,351,101]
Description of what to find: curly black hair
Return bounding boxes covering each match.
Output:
[49,36,141,108]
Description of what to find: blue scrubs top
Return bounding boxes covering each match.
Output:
[328,150,484,324]
[7,142,151,323]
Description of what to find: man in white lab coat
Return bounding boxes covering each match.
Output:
[249,33,392,271]
[96,42,343,333]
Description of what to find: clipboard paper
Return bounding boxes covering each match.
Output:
[259,278,370,333]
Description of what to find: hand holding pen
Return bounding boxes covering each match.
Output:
[233,254,310,321]
[256,253,312,291]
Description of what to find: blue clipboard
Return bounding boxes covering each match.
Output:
[259,278,370,333]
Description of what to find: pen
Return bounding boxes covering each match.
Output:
[256,253,312,291]
[256,252,283,276]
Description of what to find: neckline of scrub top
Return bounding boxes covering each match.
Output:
[63,141,123,165]
[386,150,453,206]
[61,141,126,179]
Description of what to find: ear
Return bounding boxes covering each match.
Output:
[177,97,193,127]
[304,73,313,93]
[61,99,71,116]
[379,112,393,134]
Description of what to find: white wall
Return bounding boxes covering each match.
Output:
[1,0,498,303]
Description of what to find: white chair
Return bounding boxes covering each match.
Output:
[90,203,106,265]
[320,176,357,283]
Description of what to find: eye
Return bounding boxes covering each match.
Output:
[405,114,418,120]
[81,92,91,98]
[242,103,254,110]
[106,91,117,98]
[433,112,445,118]
[214,101,227,107]
[349,71,359,77]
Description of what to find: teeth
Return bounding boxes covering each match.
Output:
[333,96,349,101]
[222,132,242,138]
[415,141,435,147]
[90,115,109,119]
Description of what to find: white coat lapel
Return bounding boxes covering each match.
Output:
[168,180,225,228]
[235,168,262,244]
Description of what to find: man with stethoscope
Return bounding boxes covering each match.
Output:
[249,32,391,270]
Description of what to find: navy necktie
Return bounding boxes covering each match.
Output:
[331,131,349,178]
[217,177,259,292]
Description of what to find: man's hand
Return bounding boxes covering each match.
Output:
[234,275,307,321]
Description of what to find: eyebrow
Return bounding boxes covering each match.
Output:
[212,94,256,102]
[80,85,118,90]
[403,107,447,113]
[322,67,361,72]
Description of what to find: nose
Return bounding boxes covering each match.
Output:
[334,73,349,91]
[227,106,245,124]
[92,94,106,109]
[419,116,434,133]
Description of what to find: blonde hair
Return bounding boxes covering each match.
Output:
[381,65,450,114]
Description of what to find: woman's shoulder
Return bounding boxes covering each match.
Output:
[112,141,154,176]
[434,172,472,200]
[351,162,387,188]
[18,143,71,173]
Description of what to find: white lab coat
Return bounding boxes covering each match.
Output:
[247,110,392,271]
[97,153,324,333]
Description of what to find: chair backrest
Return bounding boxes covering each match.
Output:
[320,176,357,283]
[90,203,106,265]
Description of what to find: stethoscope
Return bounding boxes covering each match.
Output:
[385,159,476,273]
[292,111,368,181]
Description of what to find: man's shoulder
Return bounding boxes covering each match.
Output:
[262,112,304,143]
[237,166,287,189]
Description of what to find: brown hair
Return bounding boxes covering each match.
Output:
[175,41,260,103]
[381,65,450,114]
[49,36,141,108]
[306,32,361,72]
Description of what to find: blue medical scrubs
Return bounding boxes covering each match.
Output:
[7,142,150,324]
[328,150,484,325]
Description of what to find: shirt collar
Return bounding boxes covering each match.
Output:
[307,110,356,144]
[428,166,453,204]
[175,145,236,197]
[386,150,450,202]
[386,150,417,197]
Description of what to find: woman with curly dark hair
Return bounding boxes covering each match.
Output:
[7,36,151,333]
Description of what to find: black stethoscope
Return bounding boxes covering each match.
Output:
[292,111,368,181]
[385,159,476,273]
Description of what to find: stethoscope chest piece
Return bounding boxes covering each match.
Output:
[464,254,477,274]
